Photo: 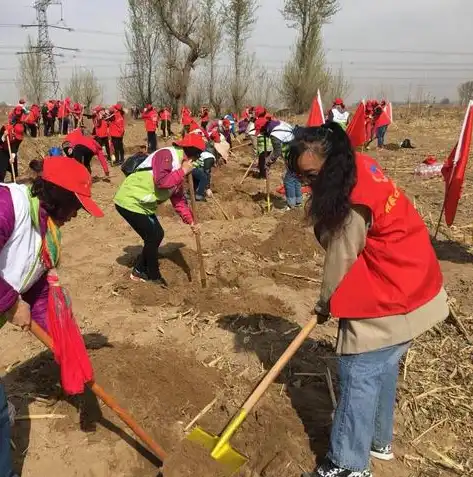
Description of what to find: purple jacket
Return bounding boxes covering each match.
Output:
[0,186,49,329]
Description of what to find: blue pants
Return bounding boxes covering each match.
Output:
[192,167,209,198]
[327,341,411,471]
[376,125,387,147]
[0,381,15,477]
[283,170,302,207]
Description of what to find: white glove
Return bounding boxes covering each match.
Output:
[7,400,16,427]
[206,189,213,198]
[9,153,16,163]
[1,134,6,143]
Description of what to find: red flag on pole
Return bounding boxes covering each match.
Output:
[307,89,325,127]
[385,102,393,122]
[441,100,473,227]
[346,101,367,147]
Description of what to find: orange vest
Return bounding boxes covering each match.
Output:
[330,154,443,319]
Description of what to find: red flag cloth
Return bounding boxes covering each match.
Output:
[347,102,367,147]
[441,100,473,226]
[375,109,391,129]
[385,102,393,122]
[307,90,325,127]
[47,274,93,395]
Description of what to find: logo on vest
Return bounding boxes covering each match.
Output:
[385,184,401,214]
[368,163,389,183]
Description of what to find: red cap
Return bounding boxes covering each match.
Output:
[334,98,344,106]
[114,103,123,111]
[93,105,103,112]
[209,129,221,143]
[222,119,231,128]
[13,106,23,116]
[173,134,206,152]
[255,117,269,135]
[13,123,24,140]
[42,156,104,218]
[254,106,266,118]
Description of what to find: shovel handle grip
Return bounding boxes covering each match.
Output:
[242,317,318,414]
[187,173,207,288]
[29,321,168,462]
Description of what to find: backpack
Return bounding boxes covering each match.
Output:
[400,138,414,149]
[121,152,150,176]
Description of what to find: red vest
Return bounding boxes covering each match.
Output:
[330,154,443,319]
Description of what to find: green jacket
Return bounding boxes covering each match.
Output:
[114,147,184,215]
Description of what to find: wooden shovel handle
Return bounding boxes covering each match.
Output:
[30,321,167,462]
[5,135,16,183]
[242,317,317,413]
[187,173,207,288]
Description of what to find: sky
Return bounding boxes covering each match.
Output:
[1,0,472,105]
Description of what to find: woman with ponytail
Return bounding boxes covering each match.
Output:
[288,123,449,477]
[0,156,103,477]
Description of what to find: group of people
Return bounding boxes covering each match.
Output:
[0,98,450,477]
[365,99,391,148]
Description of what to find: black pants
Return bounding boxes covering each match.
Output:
[44,117,54,136]
[96,136,111,160]
[161,120,172,137]
[60,117,69,135]
[111,137,125,164]
[258,151,271,179]
[0,150,18,183]
[26,123,38,138]
[115,205,164,280]
[147,131,157,153]
[201,121,208,130]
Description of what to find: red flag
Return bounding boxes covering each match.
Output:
[346,101,367,147]
[375,110,391,129]
[385,102,393,122]
[307,89,325,127]
[441,100,473,226]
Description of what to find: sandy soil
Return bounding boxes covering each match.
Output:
[0,108,472,477]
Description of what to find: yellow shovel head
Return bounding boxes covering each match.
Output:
[187,426,247,475]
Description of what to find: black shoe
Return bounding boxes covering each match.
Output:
[370,444,394,461]
[304,458,372,477]
[130,268,149,282]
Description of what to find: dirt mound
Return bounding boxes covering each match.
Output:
[256,211,319,262]
[6,341,320,476]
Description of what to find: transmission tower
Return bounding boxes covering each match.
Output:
[34,0,61,97]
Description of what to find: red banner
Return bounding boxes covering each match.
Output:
[441,100,473,226]
[307,89,325,127]
[347,101,367,147]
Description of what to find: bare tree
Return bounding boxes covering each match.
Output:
[280,0,340,113]
[247,67,280,110]
[17,36,48,104]
[458,81,473,106]
[223,0,258,113]
[325,67,351,105]
[200,0,225,114]
[119,0,161,108]
[153,0,209,112]
[65,68,102,110]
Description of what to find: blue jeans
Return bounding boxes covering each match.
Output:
[376,125,387,147]
[0,381,15,477]
[192,167,209,198]
[327,341,411,471]
[283,170,302,207]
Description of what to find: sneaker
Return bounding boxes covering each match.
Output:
[295,202,303,208]
[370,444,394,461]
[130,268,149,282]
[195,195,206,202]
[304,458,373,477]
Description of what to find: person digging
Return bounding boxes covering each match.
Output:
[0,156,104,477]
[114,134,204,286]
[287,123,449,477]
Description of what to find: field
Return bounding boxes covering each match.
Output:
[1,108,472,477]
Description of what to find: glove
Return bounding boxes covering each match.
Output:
[9,153,16,163]
[206,189,213,198]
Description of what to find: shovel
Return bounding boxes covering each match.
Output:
[187,172,207,288]
[187,316,317,474]
[6,135,16,183]
[30,321,167,462]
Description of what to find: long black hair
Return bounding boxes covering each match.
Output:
[29,159,82,223]
[287,122,357,234]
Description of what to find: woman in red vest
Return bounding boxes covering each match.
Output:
[108,104,126,165]
[288,123,449,477]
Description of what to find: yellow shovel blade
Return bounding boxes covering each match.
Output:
[187,426,248,475]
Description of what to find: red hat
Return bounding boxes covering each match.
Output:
[254,106,266,118]
[334,98,344,106]
[209,129,221,143]
[92,105,103,112]
[255,117,269,135]
[42,156,104,218]
[13,123,24,141]
[13,106,23,116]
[222,119,231,128]
[173,134,206,152]
[114,103,123,111]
